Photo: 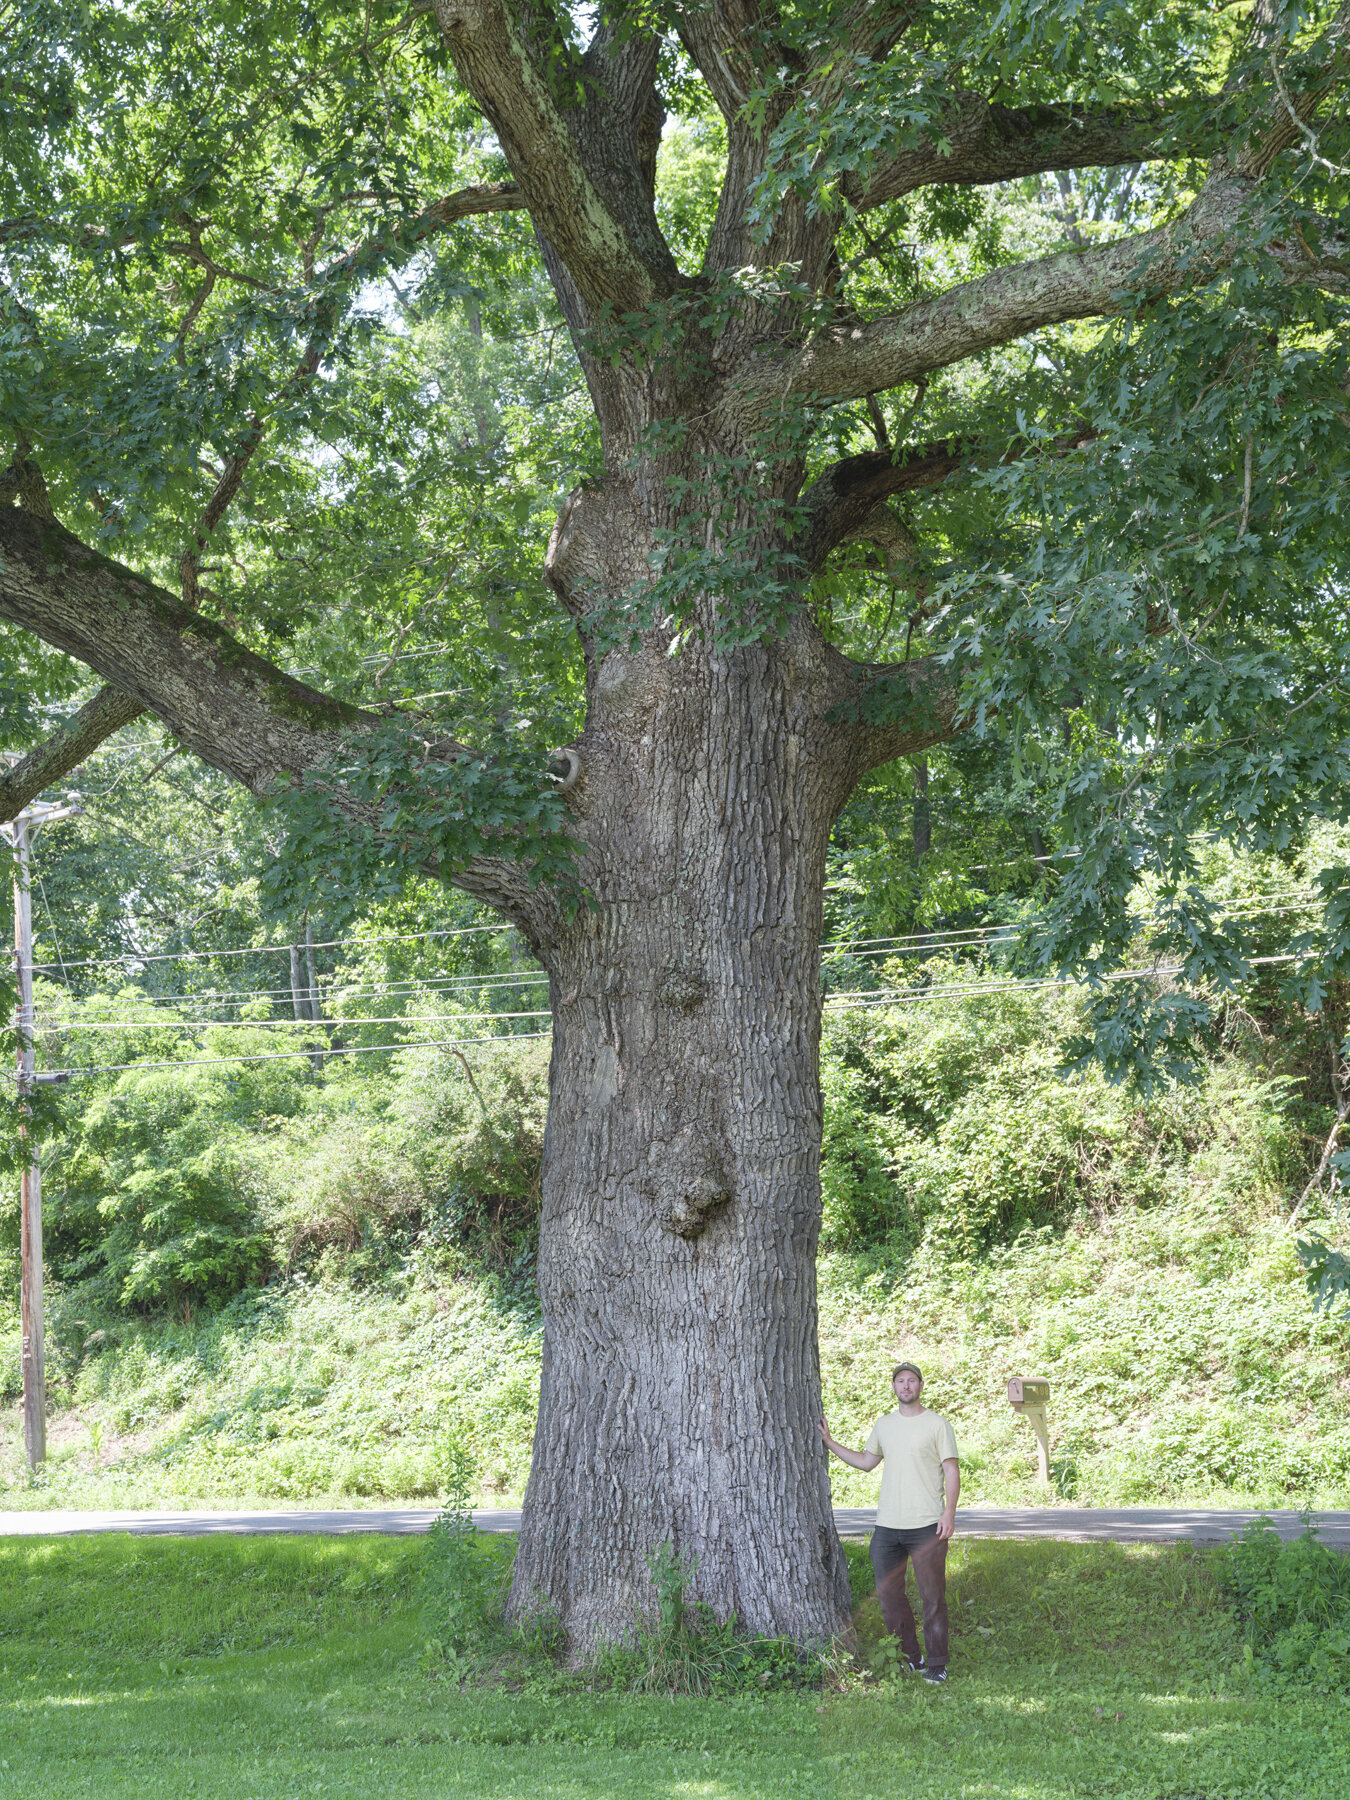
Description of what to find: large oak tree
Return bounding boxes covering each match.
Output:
[3,0,1350,1649]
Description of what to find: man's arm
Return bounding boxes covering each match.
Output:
[818,1414,882,1471]
[935,1457,960,1540]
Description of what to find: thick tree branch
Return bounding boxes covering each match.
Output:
[0,510,378,795]
[0,181,524,260]
[771,176,1349,406]
[843,501,918,570]
[372,180,525,235]
[676,1,845,288]
[1235,18,1350,178]
[0,455,56,520]
[0,685,145,823]
[673,0,779,123]
[0,510,562,928]
[794,438,976,571]
[819,643,966,777]
[792,437,972,568]
[754,15,1350,405]
[430,0,677,308]
[796,422,1100,570]
[845,96,1168,212]
[839,0,923,61]
[1202,0,1350,184]
[0,453,147,815]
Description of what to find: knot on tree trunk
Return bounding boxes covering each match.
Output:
[656,960,708,1012]
[0,457,56,521]
[548,745,583,791]
[649,1130,731,1239]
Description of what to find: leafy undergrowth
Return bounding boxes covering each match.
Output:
[817,975,1350,1512]
[5,1188,1347,1513]
[0,1276,542,1510]
[819,1194,1350,1512]
[1223,1517,1350,1686]
[3,968,1348,1515]
[1,1532,1345,1800]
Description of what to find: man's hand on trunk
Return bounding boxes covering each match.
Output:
[819,1415,881,1471]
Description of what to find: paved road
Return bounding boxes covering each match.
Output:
[1,1504,1346,1547]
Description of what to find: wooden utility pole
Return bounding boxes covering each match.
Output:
[3,789,78,1469]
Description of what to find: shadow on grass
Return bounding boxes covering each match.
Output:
[830,1535,1346,1798]
[0,1533,1345,1799]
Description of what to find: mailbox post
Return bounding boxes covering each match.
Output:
[1007,1377,1051,1485]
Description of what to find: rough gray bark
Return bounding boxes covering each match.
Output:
[844,96,1166,211]
[510,483,955,1650]
[521,660,853,1649]
[0,509,373,793]
[0,509,547,924]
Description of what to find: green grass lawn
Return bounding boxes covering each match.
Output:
[0,1532,1344,1799]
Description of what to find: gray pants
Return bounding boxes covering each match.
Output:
[869,1524,949,1672]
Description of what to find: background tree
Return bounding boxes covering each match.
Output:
[2,0,1350,1650]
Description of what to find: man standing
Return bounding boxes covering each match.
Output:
[819,1362,960,1683]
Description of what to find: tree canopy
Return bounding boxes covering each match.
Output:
[3,0,1348,1079]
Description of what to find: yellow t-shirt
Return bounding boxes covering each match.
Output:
[864,1408,959,1529]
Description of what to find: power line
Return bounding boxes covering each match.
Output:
[28,967,551,1009]
[822,903,1321,964]
[30,921,518,972]
[42,1007,555,1032]
[826,950,1303,1009]
[29,887,1323,986]
[29,973,553,1028]
[32,972,552,1018]
[819,892,1321,956]
[34,863,71,988]
[19,950,1313,1081]
[29,892,1322,1025]
[33,1031,552,1081]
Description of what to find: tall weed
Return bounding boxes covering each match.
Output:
[1221,1518,1350,1688]
[418,1438,511,1668]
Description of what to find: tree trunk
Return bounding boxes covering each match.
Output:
[504,596,860,1654]
[289,943,307,1021]
[912,755,931,859]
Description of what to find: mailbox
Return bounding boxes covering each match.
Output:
[1006,1377,1050,1407]
[1006,1376,1051,1484]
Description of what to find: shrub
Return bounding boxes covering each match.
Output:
[389,1038,548,1275]
[46,1063,278,1312]
[266,1112,420,1279]
[1221,1517,1350,1687]
[819,969,1304,1257]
